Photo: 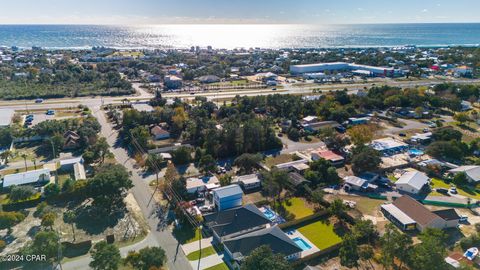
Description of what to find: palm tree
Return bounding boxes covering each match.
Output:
[21,153,28,171]
[31,158,37,170]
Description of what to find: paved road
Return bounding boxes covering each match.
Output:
[70,107,191,270]
[1,79,480,111]
[62,233,159,270]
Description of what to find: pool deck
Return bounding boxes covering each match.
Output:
[285,230,320,257]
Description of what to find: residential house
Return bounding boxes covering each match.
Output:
[150,125,170,140]
[287,172,310,191]
[310,149,344,166]
[186,175,220,194]
[3,168,51,188]
[348,117,370,126]
[164,75,183,89]
[203,204,271,243]
[197,75,221,84]
[302,121,341,133]
[63,131,81,149]
[370,137,409,155]
[233,174,261,191]
[223,226,302,267]
[449,166,480,183]
[213,184,244,211]
[395,169,430,194]
[275,159,310,173]
[59,157,86,180]
[381,195,460,231]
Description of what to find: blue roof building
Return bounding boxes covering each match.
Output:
[213,184,244,211]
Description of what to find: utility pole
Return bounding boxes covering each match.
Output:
[197,225,203,270]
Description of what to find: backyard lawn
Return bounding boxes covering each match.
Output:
[281,197,314,220]
[186,246,217,261]
[204,263,229,270]
[264,154,293,168]
[296,219,342,250]
[430,178,480,200]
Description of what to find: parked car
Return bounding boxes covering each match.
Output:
[460,215,468,223]
[46,109,55,115]
[436,188,450,195]
[35,98,44,103]
[449,186,458,194]
[399,133,406,137]
[196,198,205,204]
[199,205,215,213]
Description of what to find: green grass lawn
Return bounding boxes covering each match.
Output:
[264,154,293,168]
[204,262,229,270]
[296,219,342,250]
[186,246,217,261]
[281,197,314,220]
[57,172,74,186]
[430,178,480,200]
[0,165,37,177]
[173,225,201,244]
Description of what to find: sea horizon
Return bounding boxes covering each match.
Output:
[0,23,479,50]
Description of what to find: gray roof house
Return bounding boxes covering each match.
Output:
[203,204,271,242]
[2,168,51,188]
[449,166,480,183]
[223,226,302,264]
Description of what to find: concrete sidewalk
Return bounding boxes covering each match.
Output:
[62,232,158,270]
[189,253,225,270]
[181,237,213,255]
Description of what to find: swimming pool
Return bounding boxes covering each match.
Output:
[409,149,424,156]
[293,237,312,251]
[263,208,276,221]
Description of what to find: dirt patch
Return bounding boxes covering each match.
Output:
[1,194,149,256]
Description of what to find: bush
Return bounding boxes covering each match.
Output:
[9,185,37,202]
[0,211,25,229]
[460,234,480,250]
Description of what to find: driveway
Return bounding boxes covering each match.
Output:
[278,136,326,154]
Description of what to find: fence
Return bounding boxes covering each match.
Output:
[421,199,471,208]
[291,243,342,268]
[278,210,328,230]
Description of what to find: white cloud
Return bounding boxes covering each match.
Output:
[421,9,429,13]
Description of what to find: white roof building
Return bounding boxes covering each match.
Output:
[0,109,14,127]
[449,166,480,183]
[395,169,429,194]
[3,169,51,188]
[371,138,409,153]
[186,175,219,194]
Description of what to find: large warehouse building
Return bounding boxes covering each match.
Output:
[290,62,402,77]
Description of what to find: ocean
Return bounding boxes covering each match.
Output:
[0,23,479,50]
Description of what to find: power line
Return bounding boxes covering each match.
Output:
[128,130,200,228]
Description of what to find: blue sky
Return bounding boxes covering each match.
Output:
[1,0,479,24]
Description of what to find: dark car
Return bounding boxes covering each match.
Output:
[399,133,406,137]
[436,188,450,196]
